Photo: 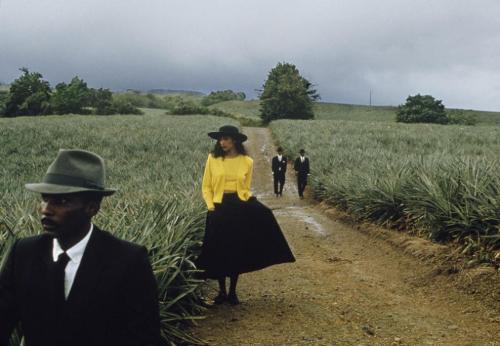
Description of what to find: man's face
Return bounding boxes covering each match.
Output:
[40,193,97,239]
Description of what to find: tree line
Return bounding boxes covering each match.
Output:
[0,64,477,125]
[0,68,142,117]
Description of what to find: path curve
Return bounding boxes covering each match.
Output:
[191,127,499,346]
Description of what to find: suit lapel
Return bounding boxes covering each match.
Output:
[65,228,105,310]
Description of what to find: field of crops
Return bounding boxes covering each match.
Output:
[271,120,500,262]
[0,110,234,345]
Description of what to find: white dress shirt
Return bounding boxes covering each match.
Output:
[52,224,94,299]
[300,156,305,163]
[277,154,283,162]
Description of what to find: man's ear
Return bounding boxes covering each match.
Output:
[85,200,101,218]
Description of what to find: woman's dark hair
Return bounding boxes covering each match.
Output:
[211,136,247,158]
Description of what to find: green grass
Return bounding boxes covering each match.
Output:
[446,108,500,125]
[207,100,263,126]
[314,102,500,125]
[314,102,397,121]
[205,100,500,125]
[208,100,261,119]
[271,120,500,262]
[0,111,236,345]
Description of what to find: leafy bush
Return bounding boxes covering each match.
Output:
[259,62,319,123]
[113,91,178,109]
[90,88,114,115]
[51,76,91,114]
[446,109,478,126]
[0,91,8,116]
[396,94,448,124]
[114,90,149,108]
[169,99,237,120]
[111,98,143,115]
[201,90,245,106]
[4,68,52,116]
[170,100,208,115]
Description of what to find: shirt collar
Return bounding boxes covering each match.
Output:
[277,154,282,160]
[52,224,94,263]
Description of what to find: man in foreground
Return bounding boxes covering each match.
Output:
[0,149,160,346]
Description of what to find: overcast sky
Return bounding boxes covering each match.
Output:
[1,0,499,110]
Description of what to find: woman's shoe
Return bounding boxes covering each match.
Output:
[227,293,240,305]
[213,293,227,305]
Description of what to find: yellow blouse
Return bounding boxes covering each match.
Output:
[202,153,253,210]
[222,157,239,192]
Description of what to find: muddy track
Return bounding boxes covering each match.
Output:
[191,127,499,346]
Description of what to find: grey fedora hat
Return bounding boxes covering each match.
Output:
[25,149,116,196]
[208,125,247,142]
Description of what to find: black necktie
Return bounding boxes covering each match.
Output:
[55,252,70,302]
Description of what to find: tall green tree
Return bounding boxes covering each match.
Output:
[90,88,114,115]
[259,62,319,123]
[396,94,448,124]
[4,68,52,116]
[51,76,91,114]
[0,90,8,116]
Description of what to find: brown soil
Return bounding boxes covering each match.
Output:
[191,127,499,346]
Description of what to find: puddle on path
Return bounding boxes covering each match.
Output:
[274,206,327,235]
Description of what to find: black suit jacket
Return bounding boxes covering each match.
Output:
[271,155,287,176]
[0,227,160,346]
[294,157,310,176]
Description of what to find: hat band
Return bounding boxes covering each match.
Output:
[43,173,105,190]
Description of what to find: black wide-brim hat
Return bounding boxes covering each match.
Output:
[25,149,116,196]
[208,125,247,142]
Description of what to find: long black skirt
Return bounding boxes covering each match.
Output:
[196,193,295,278]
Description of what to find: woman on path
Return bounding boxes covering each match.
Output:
[196,125,295,305]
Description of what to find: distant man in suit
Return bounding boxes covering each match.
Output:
[271,147,287,197]
[294,149,310,199]
[0,149,160,346]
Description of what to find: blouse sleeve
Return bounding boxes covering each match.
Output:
[202,155,215,210]
[244,157,253,193]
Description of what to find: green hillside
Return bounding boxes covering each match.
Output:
[314,102,396,122]
[210,100,500,125]
[208,100,261,119]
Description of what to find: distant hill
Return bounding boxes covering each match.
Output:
[147,89,205,96]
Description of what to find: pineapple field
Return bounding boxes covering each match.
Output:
[270,119,500,263]
[0,111,236,345]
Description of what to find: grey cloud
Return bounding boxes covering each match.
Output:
[1,0,499,110]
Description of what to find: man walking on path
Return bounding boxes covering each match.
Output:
[294,149,310,199]
[0,149,160,346]
[271,147,287,197]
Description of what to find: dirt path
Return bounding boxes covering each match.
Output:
[191,127,499,346]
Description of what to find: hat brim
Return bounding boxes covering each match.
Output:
[208,132,247,142]
[25,183,116,196]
